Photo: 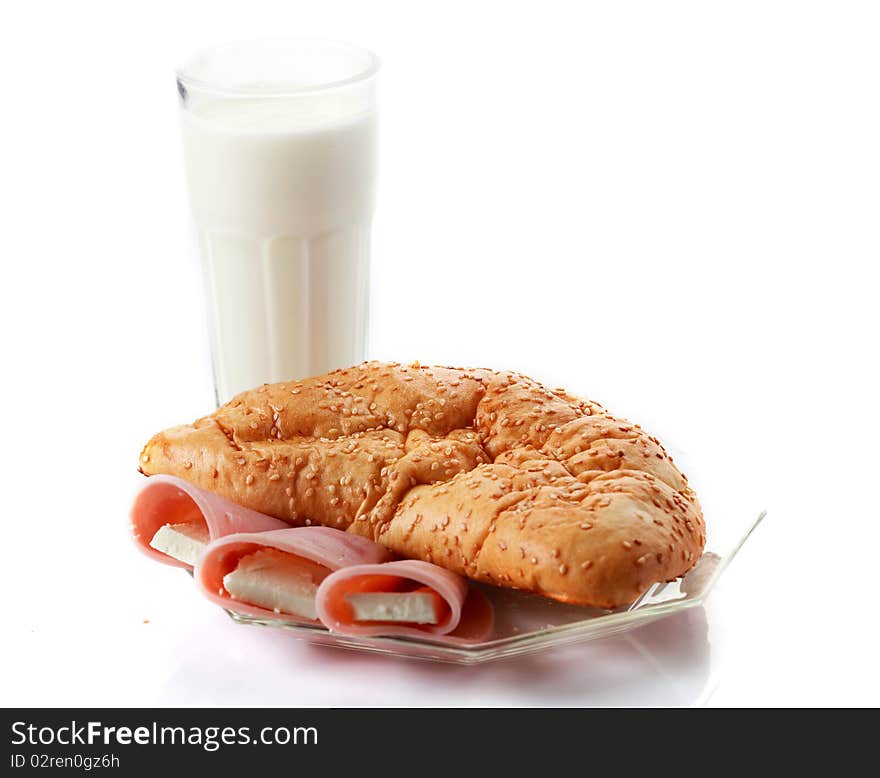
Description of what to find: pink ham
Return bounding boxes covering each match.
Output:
[316,559,495,643]
[196,527,394,623]
[130,474,288,569]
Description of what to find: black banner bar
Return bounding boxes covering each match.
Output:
[0,708,872,771]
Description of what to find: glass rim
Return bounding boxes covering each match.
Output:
[175,38,380,98]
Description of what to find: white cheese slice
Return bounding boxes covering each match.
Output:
[149,522,210,566]
[345,592,440,624]
[222,549,323,619]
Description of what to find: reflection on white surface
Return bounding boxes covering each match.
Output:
[151,598,713,707]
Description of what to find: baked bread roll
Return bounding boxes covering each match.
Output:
[139,362,705,607]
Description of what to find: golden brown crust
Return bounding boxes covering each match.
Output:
[140,361,705,607]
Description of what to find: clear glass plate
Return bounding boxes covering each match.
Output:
[224,509,766,665]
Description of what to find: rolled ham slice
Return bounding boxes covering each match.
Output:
[316,560,495,643]
[131,475,288,569]
[196,527,394,624]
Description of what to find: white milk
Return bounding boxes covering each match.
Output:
[180,89,376,404]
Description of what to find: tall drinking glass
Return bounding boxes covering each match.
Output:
[176,40,379,404]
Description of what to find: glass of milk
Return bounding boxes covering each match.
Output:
[176,40,379,405]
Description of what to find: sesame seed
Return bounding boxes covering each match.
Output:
[245,474,254,486]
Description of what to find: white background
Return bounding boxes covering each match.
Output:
[2,1,878,706]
